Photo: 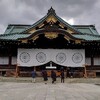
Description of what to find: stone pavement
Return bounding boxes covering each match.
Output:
[0,77,100,100]
[0,82,100,100]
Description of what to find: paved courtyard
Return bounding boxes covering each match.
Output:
[0,77,100,100]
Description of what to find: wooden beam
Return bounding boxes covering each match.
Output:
[15,64,19,78]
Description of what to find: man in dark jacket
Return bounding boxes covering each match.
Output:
[32,70,36,83]
[51,70,56,84]
[60,70,65,83]
[42,70,48,81]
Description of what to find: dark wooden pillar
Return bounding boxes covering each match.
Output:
[91,56,94,69]
[8,55,12,67]
[84,65,87,78]
[8,47,12,67]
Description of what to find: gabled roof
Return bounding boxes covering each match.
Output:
[20,7,82,34]
[0,7,100,41]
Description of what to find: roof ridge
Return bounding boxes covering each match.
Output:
[0,32,26,37]
[55,15,82,34]
[20,8,83,34]
[20,15,48,34]
[74,32,100,37]
[8,24,31,26]
[89,27,95,35]
[73,25,94,27]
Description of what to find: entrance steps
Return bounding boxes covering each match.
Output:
[0,77,100,84]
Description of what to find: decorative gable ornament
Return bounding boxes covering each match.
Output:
[45,32,58,39]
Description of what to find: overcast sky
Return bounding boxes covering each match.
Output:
[0,0,100,34]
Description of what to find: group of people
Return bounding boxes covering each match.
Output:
[32,70,65,83]
[41,70,58,84]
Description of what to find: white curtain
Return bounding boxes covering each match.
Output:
[17,49,85,67]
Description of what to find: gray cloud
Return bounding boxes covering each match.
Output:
[0,0,100,34]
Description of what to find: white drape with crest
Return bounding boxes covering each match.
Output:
[17,49,85,67]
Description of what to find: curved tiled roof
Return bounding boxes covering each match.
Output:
[73,25,99,35]
[0,7,100,41]
[0,30,100,41]
[4,24,30,34]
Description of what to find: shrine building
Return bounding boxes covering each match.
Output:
[0,7,100,78]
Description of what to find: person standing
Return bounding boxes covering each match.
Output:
[41,70,45,80]
[32,70,36,83]
[44,70,48,81]
[42,70,48,81]
[70,68,74,78]
[51,70,56,84]
[60,70,65,83]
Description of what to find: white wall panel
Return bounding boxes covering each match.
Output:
[12,57,17,64]
[94,57,100,65]
[0,57,8,64]
[85,58,91,65]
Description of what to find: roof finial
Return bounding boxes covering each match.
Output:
[47,6,56,15]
